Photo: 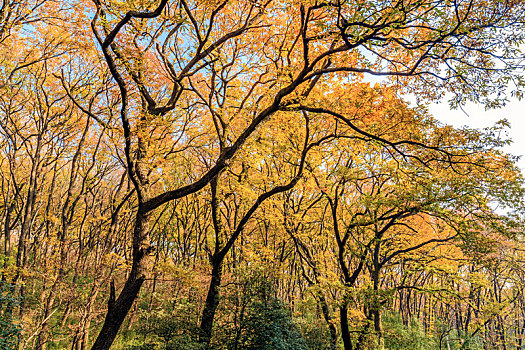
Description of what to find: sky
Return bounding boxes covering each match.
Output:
[428,99,525,172]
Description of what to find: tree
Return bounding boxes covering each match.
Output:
[0,0,523,348]
[280,83,524,349]
[85,0,525,346]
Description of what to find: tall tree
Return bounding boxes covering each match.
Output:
[86,1,525,346]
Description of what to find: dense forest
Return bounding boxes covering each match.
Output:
[1,0,525,349]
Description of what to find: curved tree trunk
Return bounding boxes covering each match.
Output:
[91,209,152,350]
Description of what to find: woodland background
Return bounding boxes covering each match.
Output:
[1,0,525,349]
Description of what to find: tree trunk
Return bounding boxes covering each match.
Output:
[373,307,384,349]
[35,290,56,350]
[355,311,371,350]
[371,268,384,349]
[318,292,337,350]
[199,259,223,347]
[91,209,152,350]
[340,304,353,350]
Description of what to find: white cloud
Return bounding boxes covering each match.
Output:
[428,100,525,172]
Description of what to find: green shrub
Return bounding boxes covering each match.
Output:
[0,280,22,350]
[382,313,437,350]
[225,298,307,350]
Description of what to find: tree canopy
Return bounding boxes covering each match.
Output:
[0,0,525,349]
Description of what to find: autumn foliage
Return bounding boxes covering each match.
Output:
[0,0,525,349]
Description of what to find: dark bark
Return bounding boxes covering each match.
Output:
[199,259,223,346]
[91,209,152,350]
[318,293,337,350]
[340,304,353,350]
[196,125,314,346]
[15,135,42,278]
[36,114,91,350]
[355,314,371,350]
